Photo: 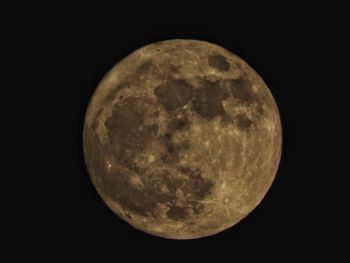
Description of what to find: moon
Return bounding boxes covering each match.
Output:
[83,39,282,239]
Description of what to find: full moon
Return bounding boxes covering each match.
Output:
[83,39,282,239]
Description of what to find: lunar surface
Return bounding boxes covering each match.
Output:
[83,39,282,239]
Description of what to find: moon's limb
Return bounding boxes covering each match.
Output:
[83,39,282,239]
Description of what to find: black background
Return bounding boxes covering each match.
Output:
[12,2,346,260]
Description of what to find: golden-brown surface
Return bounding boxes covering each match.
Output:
[83,39,282,239]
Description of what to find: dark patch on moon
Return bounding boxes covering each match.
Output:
[100,163,213,223]
[169,64,181,73]
[191,202,205,215]
[228,78,254,104]
[160,112,191,165]
[160,133,179,164]
[116,81,131,93]
[125,213,132,219]
[83,131,107,177]
[161,174,184,194]
[177,166,214,199]
[100,164,212,220]
[192,79,229,120]
[104,61,155,101]
[168,112,189,131]
[104,97,158,163]
[161,150,179,164]
[256,103,265,115]
[102,167,204,218]
[104,87,121,105]
[91,108,104,131]
[167,206,188,220]
[208,54,230,71]
[154,78,194,111]
[226,78,267,121]
[100,166,152,216]
[173,140,190,152]
[136,61,153,76]
[236,114,253,129]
